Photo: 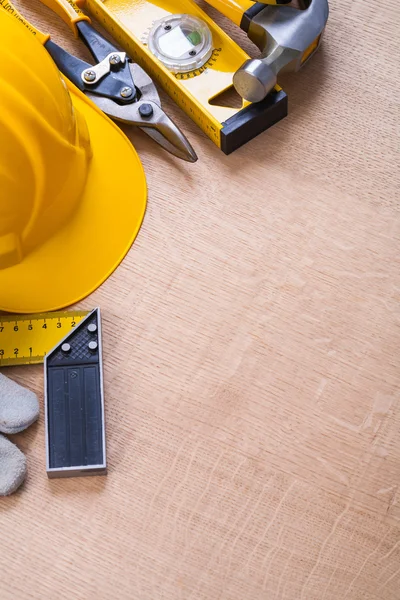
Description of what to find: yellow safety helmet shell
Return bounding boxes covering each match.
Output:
[0,10,146,313]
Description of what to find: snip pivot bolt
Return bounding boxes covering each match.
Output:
[139,103,154,118]
[109,54,121,65]
[83,69,96,82]
[120,86,134,98]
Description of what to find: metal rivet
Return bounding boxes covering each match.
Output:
[189,50,196,56]
[83,70,96,82]
[88,341,98,352]
[139,103,154,118]
[61,343,71,354]
[87,324,97,334]
[120,86,134,98]
[109,54,121,65]
[164,24,172,30]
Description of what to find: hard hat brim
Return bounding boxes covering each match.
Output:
[0,84,147,314]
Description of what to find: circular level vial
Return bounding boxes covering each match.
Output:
[148,14,213,74]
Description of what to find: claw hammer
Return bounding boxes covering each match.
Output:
[204,0,329,102]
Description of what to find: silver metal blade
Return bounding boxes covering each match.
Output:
[139,126,197,162]
[139,111,197,162]
[86,93,197,162]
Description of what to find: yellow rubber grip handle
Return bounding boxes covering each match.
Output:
[0,0,50,45]
[202,0,255,27]
[39,0,90,37]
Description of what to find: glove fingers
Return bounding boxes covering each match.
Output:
[0,374,39,434]
[0,434,27,496]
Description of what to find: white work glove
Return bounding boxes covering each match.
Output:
[0,374,39,496]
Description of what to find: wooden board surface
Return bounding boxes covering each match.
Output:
[1,1,400,598]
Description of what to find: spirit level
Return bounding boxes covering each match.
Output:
[82,0,288,153]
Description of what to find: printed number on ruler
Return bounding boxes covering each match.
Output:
[0,311,89,366]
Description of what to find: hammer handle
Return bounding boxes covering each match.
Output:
[203,0,255,27]
[203,0,307,28]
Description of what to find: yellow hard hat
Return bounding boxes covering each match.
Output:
[0,9,147,313]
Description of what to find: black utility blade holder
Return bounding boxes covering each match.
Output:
[44,308,107,478]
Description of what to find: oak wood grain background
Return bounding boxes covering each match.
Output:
[1,1,399,598]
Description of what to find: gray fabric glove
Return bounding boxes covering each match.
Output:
[0,374,39,496]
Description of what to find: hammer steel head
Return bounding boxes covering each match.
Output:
[233,59,277,104]
[234,0,329,103]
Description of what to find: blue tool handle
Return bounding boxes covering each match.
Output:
[76,22,138,101]
[45,39,137,103]
[45,39,89,90]
[76,21,120,63]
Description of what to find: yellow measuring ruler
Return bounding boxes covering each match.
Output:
[0,311,89,366]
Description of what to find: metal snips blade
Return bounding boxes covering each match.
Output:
[86,63,197,163]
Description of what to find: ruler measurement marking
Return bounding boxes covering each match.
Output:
[0,311,89,366]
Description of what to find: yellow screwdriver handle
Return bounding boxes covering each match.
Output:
[39,0,91,38]
[0,1,50,45]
